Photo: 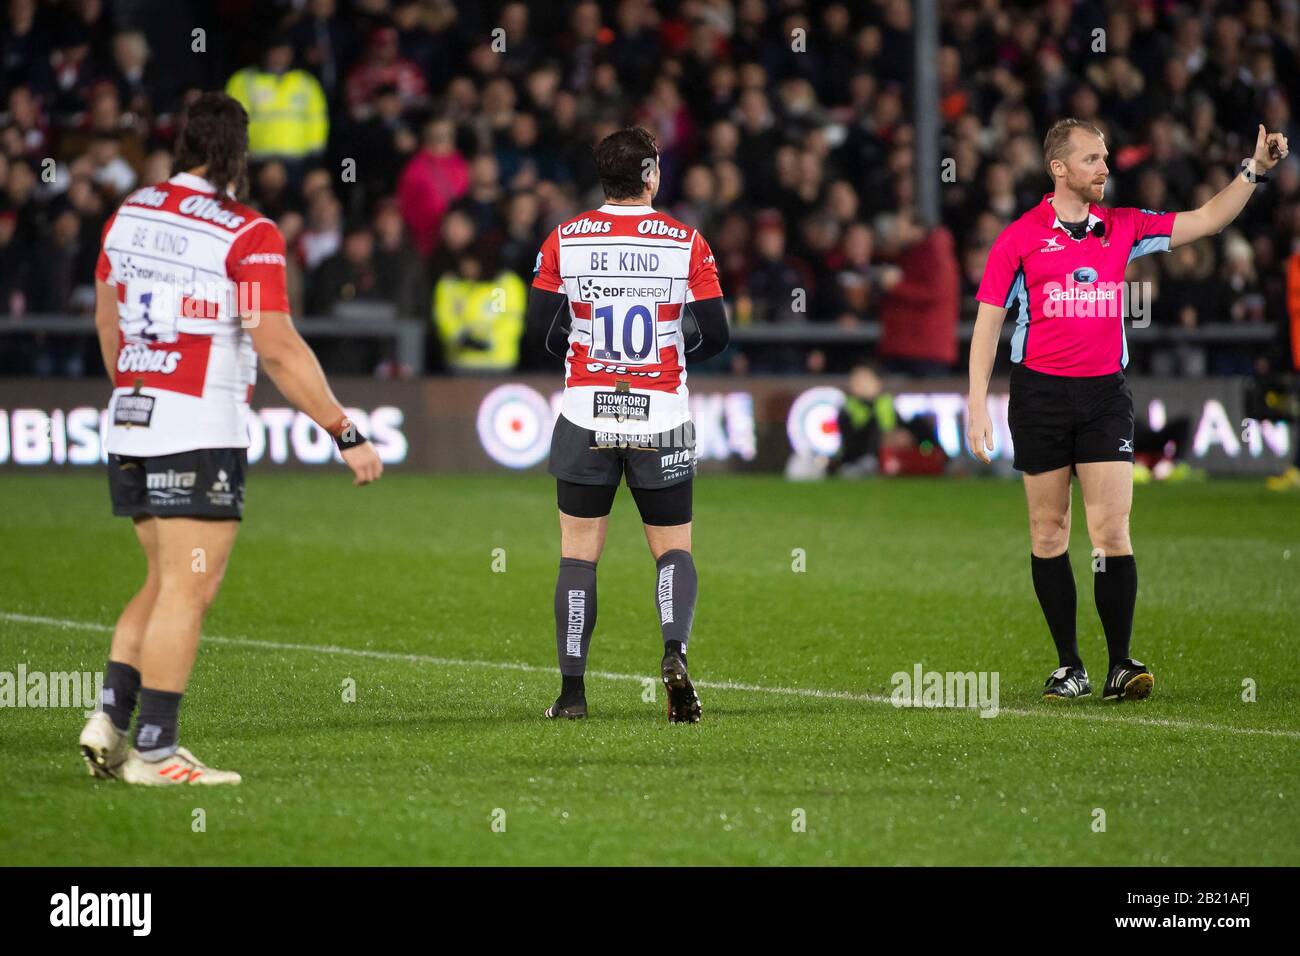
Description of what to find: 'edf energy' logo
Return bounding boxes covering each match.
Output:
[476,384,552,468]
[786,386,845,457]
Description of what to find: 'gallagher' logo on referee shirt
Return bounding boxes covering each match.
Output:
[1043,277,1121,317]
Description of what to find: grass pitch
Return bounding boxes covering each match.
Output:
[0,472,1296,866]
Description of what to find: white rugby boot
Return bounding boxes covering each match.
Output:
[79,711,130,780]
[121,746,242,786]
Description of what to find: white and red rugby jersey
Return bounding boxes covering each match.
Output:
[532,203,723,434]
[95,172,290,456]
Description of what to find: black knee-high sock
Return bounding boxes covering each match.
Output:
[100,660,141,733]
[134,687,182,758]
[555,558,597,680]
[1094,553,1138,669]
[1031,552,1081,669]
[655,549,697,660]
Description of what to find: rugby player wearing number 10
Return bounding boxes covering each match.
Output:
[525,127,730,722]
[967,118,1289,702]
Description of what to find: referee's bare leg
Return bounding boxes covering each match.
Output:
[1024,467,1072,560]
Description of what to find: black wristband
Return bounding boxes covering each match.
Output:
[331,418,368,450]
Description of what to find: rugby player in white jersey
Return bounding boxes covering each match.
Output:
[527,127,730,722]
[78,92,383,785]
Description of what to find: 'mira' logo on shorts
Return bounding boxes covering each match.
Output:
[145,471,196,501]
[660,449,692,477]
[146,470,195,490]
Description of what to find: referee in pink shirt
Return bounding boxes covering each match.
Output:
[967,118,1289,702]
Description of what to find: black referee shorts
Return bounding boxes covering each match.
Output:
[1007,365,1135,475]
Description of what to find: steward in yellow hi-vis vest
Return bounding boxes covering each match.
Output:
[225,37,328,162]
[433,269,526,372]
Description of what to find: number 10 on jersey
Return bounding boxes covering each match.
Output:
[591,303,659,365]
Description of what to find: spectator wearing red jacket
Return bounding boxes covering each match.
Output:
[397,119,469,259]
[876,212,960,376]
[345,26,428,122]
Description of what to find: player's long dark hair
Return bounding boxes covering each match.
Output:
[173,92,250,199]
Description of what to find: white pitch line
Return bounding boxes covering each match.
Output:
[3,611,1298,741]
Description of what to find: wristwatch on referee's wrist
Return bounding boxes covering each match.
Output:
[1241,158,1270,184]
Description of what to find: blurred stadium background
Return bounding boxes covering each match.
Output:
[2,0,1299,479]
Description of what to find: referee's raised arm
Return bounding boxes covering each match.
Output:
[1168,124,1290,248]
[966,301,1008,463]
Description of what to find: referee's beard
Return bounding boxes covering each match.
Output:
[1060,174,1107,205]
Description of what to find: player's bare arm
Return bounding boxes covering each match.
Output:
[246,310,383,485]
[94,279,121,385]
[1170,124,1290,248]
[966,301,1008,463]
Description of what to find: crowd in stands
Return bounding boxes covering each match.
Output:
[1,0,1298,378]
